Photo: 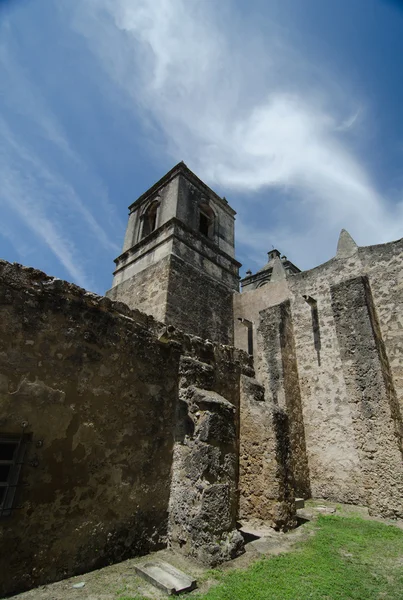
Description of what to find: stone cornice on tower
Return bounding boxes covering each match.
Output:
[129,161,236,217]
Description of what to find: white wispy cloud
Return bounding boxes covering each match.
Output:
[337,109,362,132]
[0,28,76,161]
[0,170,90,289]
[0,119,91,288]
[0,17,122,288]
[0,44,120,249]
[70,0,403,269]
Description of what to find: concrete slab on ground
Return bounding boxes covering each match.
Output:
[238,521,281,538]
[134,561,197,595]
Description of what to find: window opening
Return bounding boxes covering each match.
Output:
[199,203,214,239]
[0,434,28,518]
[237,318,254,356]
[141,202,159,239]
[303,295,321,366]
[199,212,210,237]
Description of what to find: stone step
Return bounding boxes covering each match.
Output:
[134,560,197,595]
[295,498,305,509]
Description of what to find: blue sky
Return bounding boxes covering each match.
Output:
[1,0,403,294]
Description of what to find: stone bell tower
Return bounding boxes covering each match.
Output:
[106,162,240,344]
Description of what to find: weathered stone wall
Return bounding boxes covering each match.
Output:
[168,385,243,565]
[108,229,237,345]
[331,276,403,517]
[171,220,240,290]
[256,302,311,498]
[238,375,296,529]
[106,255,171,323]
[0,261,181,597]
[360,240,403,419]
[0,260,251,597]
[177,173,236,259]
[286,260,366,506]
[168,347,245,565]
[166,254,235,345]
[168,348,297,559]
[234,237,403,518]
[233,279,289,363]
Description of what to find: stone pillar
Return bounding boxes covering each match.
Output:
[239,375,296,529]
[257,301,311,498]
[168,384,244,565]
[331,276,403,518]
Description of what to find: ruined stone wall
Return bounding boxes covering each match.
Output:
[235,238,403,518]
[360,240,403,418]
[256,302,311,499]
[286,258,367,507]
[235,293,311,501]
[0,260,252,597]
[167,342,250,565]
[168,385,243,566]
[169,347,297,555]
[331,276,402,517]
[238,375,296,529]
[0,261,181,597]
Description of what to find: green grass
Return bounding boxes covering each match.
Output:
[120,516,403,600]
[194,516,403,600]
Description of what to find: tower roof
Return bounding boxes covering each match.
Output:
[128,162,236,216]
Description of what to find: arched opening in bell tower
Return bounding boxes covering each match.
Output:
[199,203,215,239]
[141,201,159,239]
